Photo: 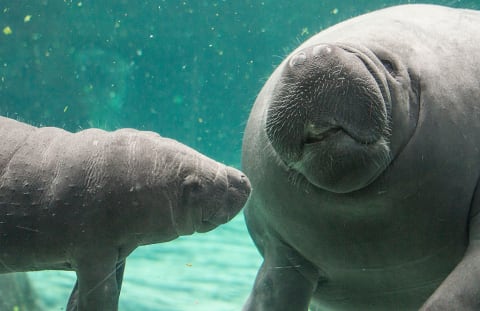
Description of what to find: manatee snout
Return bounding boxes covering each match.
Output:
[265,43,392,192]
[210,167,251,225]
[183,165,250,233]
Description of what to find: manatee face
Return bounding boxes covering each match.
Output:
[266,43,416,193]
[166,148,250,234]
[180,165,250,233]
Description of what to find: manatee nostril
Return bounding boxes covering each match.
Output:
[312,44,333,56]
[239,174,247,186]
[289,52,307,67]
[240,174,251,194]
[225,168,251,195]
[240,174,249,184]
[288,45,336,72]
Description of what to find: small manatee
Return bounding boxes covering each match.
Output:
[0,116,251,311]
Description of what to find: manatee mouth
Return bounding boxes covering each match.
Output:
[303,124,379,146]
[194,206,223,233]
[196,204,237,233]
[197,220,218,233]
[303,123,380,147]
[304,126,342,145]
[202,208,233,226]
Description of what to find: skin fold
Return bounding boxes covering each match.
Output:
[0,116,251,311]
[242,4,480,311]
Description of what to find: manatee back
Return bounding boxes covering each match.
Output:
[0,117,36,172]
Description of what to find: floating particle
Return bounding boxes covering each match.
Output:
[3,26,12,35]
[64,105,69,112]
[185,263,193,267]
[198,117,203,123]
[332,8,339,15]
[301,27,309,36]
[24,15,32,22]
[172,95,183,104]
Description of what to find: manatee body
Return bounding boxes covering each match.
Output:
[0,116,251,311]
[242,4,480,311]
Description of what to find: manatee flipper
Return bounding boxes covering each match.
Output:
[114,259,126,293]
[66,281,79,311]
[64,249,120,311]
[420,209,480,310]
[243,233,320,311]
[66,260,126,311]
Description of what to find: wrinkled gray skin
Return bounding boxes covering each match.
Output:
[242,4,480,311]
[0,116,251,311]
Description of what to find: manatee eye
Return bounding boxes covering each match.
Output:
[380,59,396,75]
[182,176,203,194]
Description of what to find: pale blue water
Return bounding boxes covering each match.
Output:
[1,0,479,310]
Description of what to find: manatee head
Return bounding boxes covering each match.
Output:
[265,43,418,193]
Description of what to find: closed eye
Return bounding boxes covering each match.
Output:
[381,59,396,75]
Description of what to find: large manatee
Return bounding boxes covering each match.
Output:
[0,116,251,311]
[242,4,480,311]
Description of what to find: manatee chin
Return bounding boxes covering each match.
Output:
[292,129,391,193]
[266,43,394,193]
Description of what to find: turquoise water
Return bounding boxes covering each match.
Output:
[0,0,479,310]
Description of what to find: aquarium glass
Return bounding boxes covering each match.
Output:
[0,0,478,310]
